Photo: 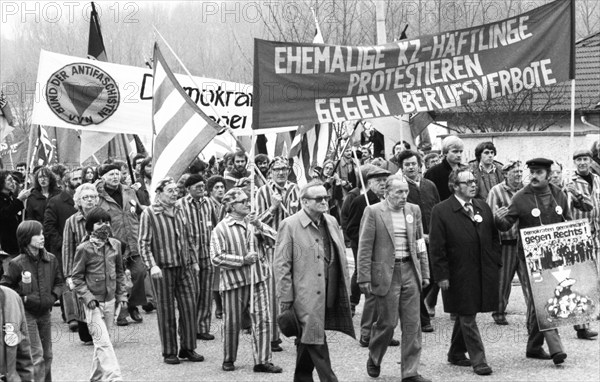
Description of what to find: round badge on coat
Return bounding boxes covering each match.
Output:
[406,215,414,224]
[474,214,483,223]
[555,206,563,215]
[531,208,541,217]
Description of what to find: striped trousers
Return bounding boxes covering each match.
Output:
[222,281,271,365]
[150,266,199,356]
[197,256,215,334]
[265,247,280,343]
[494,243,531,318]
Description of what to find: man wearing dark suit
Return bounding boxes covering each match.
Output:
[429,166,501,376]
[357,175,431,382]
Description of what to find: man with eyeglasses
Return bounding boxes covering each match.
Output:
[210,188,282,373]
[357,175,431,381]
[139,177,203,365]
[256,156,300,352]
[429,166,500,376]
[177,174,217,341]
[96,163,147,326]
[346,167,399,347]
[275,180,355,381]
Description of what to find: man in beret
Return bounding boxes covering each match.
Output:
[255,156,300,352]
[96,163,147,326]
[347,167,400,348]
[177,174,217,341]
[486,160,526,326]
[139,177,203,364]
[495,158,569,365]
[566,149,599,340]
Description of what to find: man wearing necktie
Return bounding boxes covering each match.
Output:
[429,166,501,376]
[357,175,431,382]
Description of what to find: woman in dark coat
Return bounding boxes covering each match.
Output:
[25,167,60,224]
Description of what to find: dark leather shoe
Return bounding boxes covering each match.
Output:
[493,316,509,325]
[178,349,204,362]
[448,357,472,367]
[367,354,380,378]
[222,362,235,371]
[577,329,598,340]
[271,342,283,352]
[141,302,155,312]
[389,338,400,346]
[164,354,180,364]
[551,351,567,365]
[197,333,215,340]
[473,363,493,375]
[253,362,282,373]
[359,335,369,347]
[526,349,551,360]
[422,324,434,333]
[116,317,129,326]
[68,321,78,332]
[402,374,432,382]
[129,307,143,323]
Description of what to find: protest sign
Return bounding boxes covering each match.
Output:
[520,219,599,331]
[253,0,574,129]
[32,50,253,136]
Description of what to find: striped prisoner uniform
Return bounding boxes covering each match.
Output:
[177,194,216,335]
[256,180,299,343]
[207,197,226,292]
[486,181,530,320]
[139,202,199,356]
[62,211,88,278]
[210,214,276,365]
[568,172,600,252]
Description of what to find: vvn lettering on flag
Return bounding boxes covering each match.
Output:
[253,0,575,129]
[150,43,221,194]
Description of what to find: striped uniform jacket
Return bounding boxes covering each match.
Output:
[567,172,599,243]
[486,182,523,241]
[210,215,276,291]
[256,180,300,232]
[62,211,88,278]
[138,202,198,269]
[177,195,215,260]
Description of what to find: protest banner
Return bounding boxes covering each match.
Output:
[520,219,599,331]
[31,50,253,136]
[253,0,574,129]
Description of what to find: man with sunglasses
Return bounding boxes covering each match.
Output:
[139,177,203,365]
[256,156,300,352]
[429,166,500,376]
[210,188,282,373]
[275,180,355,381]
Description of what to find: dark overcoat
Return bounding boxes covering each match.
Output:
[429,196,501,315]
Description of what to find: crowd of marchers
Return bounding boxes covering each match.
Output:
[1,133,599,382]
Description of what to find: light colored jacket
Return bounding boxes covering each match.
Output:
[357,202,430,295]
[274,210,355,345]
[0,285,34,382]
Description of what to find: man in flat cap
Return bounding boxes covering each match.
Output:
[139,177,203,364]
[96,163,147,326]
[486,160,526,326]
[256,156,300,352]
[495,158,569,365]
[347,167,400,348]
[566,149,599,340]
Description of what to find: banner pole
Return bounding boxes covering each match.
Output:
[569,79,575,169]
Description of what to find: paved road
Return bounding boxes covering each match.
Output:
[51,254,599,381]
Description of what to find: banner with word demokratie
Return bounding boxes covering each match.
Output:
[520,220,599,331]
[253,0,574,129]
[32,50,254,136]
